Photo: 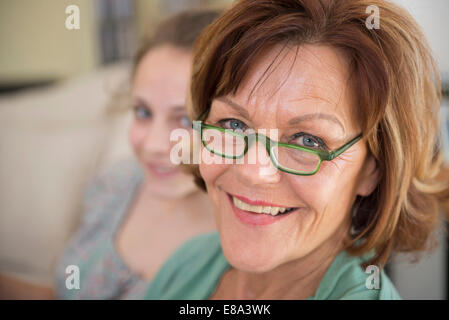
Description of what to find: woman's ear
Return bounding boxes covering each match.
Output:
[355,154,380,197]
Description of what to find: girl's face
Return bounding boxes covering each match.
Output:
[129,45,196,199]
[199,44,379,273]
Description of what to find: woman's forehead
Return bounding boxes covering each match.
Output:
[217,44,356,130]
[240,45,351,102]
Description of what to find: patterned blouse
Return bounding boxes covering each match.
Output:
[55,158,151,299]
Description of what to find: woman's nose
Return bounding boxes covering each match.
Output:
[234,140,281,186]
[142,120,172,156]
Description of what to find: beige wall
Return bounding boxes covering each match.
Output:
[0,0,99,83]
[135,0,160,42]
[134,0,232,45]
[0,0,232,84]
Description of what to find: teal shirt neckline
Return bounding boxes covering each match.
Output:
[144,232,401,300]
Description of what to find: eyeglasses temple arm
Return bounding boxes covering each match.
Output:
[321,133,363,161]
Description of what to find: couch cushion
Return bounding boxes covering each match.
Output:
[0,62,133,285]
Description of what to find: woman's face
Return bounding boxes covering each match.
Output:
[200,44,379,273]
[129,45,196,199]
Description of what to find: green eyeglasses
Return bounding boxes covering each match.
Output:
[193,121,362,176]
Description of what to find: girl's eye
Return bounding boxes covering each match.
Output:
[179,115,191,128]
[217,119,248,132]
[291,133,327,150]
[133,105,152,119]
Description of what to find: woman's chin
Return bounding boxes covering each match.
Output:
[221,238,283,273]
[227,255,281,274]
[146,182,195,200]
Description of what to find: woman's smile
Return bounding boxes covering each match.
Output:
[146,162,179,179]
[226,192,302,226]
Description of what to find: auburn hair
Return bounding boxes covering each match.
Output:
[187,0,449,268]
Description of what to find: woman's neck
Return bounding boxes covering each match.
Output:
[229,228,348,300]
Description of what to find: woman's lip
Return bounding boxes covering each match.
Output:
[146,163,178,178]
[229,193,295,208]
[227,193,299,226]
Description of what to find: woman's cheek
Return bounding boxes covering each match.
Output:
[199,160,230,189]
[199,162,217,186]
[128,122,146,154]
[289,163,357,227]
[287,169,341,215]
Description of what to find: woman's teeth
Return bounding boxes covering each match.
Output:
[232,196,294,216]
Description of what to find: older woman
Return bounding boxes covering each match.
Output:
[144,0,449,300]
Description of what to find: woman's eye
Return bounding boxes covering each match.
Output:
[134,105,152,119]
[218,119,248,132]
[179,115,191,128]
[291,133,326,150]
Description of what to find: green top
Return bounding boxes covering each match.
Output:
[144,232,401,300]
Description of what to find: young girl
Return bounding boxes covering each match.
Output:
[54,9,221,299]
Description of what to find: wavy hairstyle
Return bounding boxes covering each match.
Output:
[187,0,449,267]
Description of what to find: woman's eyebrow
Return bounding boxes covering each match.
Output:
[288,113,345,133]
[132,96,147,106]
[216,97,250,119]
[216,96,345,133]
[171,105,187,113]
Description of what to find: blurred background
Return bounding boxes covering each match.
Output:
[0,0,232,88]
[0,0,448,299]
